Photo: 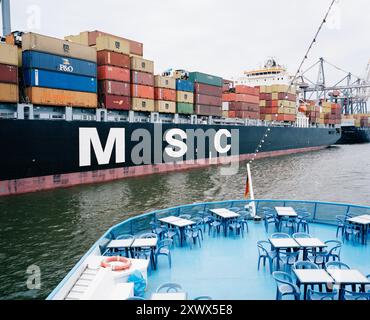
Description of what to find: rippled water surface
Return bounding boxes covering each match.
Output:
[0,143,370,299]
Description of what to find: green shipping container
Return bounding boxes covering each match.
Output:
[188,72,223,87]
[177,102,194,114]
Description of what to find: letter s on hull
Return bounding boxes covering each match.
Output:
[79,128,125,167]
[165,129,188,159]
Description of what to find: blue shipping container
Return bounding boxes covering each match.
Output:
[23,69,97,93]
[22,51,97,78]
[176,79,194,92]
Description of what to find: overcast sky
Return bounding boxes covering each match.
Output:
[3,0,370,84]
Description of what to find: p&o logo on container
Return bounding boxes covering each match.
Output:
[59,59,74,73]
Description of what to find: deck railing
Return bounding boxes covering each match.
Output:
[47,199,370,300]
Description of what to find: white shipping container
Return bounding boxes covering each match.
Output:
[222,102,229,111]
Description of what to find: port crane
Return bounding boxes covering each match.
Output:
[297,57,370,115]
[0,0,11,37]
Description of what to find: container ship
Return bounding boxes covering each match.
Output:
[0,31,341,197]
[337,114,370,144]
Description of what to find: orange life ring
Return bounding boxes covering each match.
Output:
[101,256,132,271]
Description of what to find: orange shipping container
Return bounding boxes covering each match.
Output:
[154,88,176,101]
[0,83,18,103]
[26,87,97,108]
[97,66,130,82]
[131,84,154,99]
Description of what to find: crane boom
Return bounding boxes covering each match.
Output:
[1,0,11,37]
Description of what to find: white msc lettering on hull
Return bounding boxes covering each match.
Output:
[79,128,125,167]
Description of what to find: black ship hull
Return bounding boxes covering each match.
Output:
[0,119,341,196]
[337,126,370,144]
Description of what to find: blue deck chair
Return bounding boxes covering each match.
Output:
[155,239,173,268]
[324,240,342,262]
[271,233,291,239]
[335,215,346,238]
[156,283,183,293]
[307,289,337,300]
[272,271,301,300]
[257,240,277,274]
[325,261,350,270]
[292,233,311,239]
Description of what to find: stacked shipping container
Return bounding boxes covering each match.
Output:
[96,37,131,110]
[0,43,19,103]
[321,101,341,125]
[22,33,97,108]
[130,57,155,112]
[154,76,176,113]
[189,72,223,117]
[176,80,194,114]
[259,85,297,122]
[222,85,260,119]
[302,101,320,124]
[65,31,143,57]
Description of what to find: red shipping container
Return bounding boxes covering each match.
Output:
[235,111,260,119]
[195,94,222,107]
[154,88,176,101]
[264,93,272,101]
[229,102,252,111]
[86,31,143,56]
[0,64,18,84]
[235,85,259,96]
[278,92,296,101]
[194,83,223,97]
[98,66,130,82]
[131,84,154,99]
[195,105,222,117]
[97,50,130,69]
[222,93,259,104]
[100,94,131,110]
[99,80,130,96]
[131,71,154,86]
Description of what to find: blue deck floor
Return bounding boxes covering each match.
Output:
[145,222,370,300]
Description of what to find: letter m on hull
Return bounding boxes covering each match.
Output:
[79,128,125,167]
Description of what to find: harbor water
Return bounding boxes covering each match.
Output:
[1,143,370,300]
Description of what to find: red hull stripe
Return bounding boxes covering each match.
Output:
[0,146,326,197]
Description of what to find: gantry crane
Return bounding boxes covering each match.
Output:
[296,58,370,115]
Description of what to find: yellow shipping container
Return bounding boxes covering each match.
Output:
[23,32,97,62]
[154,76,176,89]
[259,86,267,94]
[177,91,194,104]
[132,98,155,112]
[154,100,176,114]
[0,43,18,66]
[64,32,89,45]
[271,92,279,100]
[0,83,18,103]
[222,111,229,118]
[96,35,130,55]
[265,86,272,94]
[259,100,266,107]
[265,115,272,121]
[130,57,154,74]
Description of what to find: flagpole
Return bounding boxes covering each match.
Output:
[247,163,256,218]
